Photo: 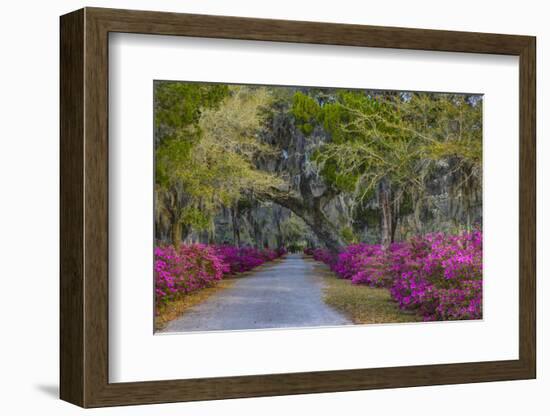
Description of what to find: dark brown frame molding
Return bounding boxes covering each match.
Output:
[60,7,536,408]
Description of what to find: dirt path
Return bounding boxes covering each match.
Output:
[160,254,352,333]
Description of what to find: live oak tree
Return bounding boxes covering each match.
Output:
[294,90,482,247]
[155,84,282,247]
[155,81,229,247]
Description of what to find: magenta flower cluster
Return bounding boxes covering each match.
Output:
[312,231,482,321]
[214,246,286,274]
[155,244,286,308]
[154,244,228,305]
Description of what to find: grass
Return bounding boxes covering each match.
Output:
[318,267,422,325]
[155,278,238,331]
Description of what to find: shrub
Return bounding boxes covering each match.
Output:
[312,230,483,321]
[312,248,336,265]
[389,231,482,321]
[155,243,286,309]
[215,246,276,273]
[154,244,228,305]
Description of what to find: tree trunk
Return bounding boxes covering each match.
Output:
[171,222,182,249]
[466,189,474,232]
[257,188,344,251]
[254,227,263,248]
[248,211,263,248]
[379,180,393,249]
[413,198,423,234]
[305,209,344,251]
[391,216,398,244]
[231,207,241,246]
[199,230,209,244]
[391,191,401,244]
[274,216,283,248]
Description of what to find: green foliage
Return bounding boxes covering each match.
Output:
[154,81,230,188]
[155,84,283,240]
[154,81,229,142]
[312,91,482,199]
[181,207,210,231]
[311,150,357,192]
[155,137,193,187]
[399,191,414,217]
[341,226,358,244]
[353,204,379,230]
[291,92,321,135]
[301,90,482,243]
[280,214,311,246]
[154,82,482,247]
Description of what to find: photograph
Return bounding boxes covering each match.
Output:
[153,81,483,333]
[49,3,540,410]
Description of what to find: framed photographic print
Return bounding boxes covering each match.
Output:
[60,7,536,408]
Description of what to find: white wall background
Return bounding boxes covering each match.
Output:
[0,0,546,414]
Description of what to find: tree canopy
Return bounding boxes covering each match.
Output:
[155,82,482,250]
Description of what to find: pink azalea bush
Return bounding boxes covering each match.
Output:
[154,244,228,305]
[214,246,274,273]
[312,231,482,321]
[389,232,482,321]
[155,243,286,309]
[312,248,337,265]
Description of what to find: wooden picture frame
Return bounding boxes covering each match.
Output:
[60,7,536,408]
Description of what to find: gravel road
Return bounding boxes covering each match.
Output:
[160,254,352,333]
